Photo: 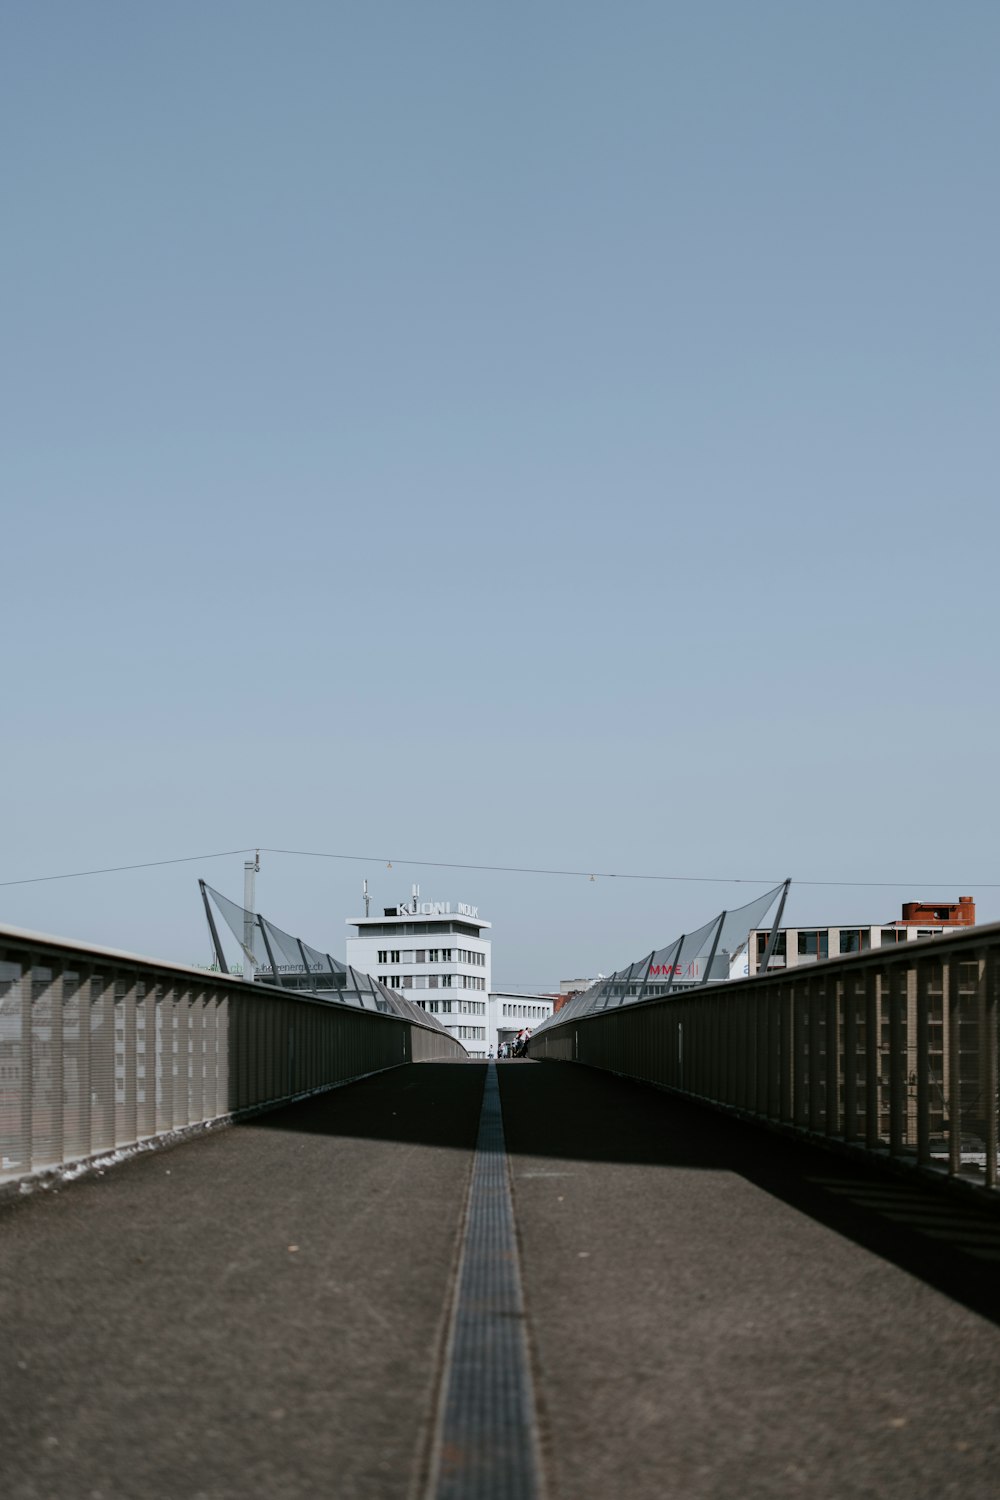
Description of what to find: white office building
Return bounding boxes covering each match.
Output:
[347,888,491,1056]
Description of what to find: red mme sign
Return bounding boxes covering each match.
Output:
[649,961,701,978]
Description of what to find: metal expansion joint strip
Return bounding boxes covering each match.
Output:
[427,1062,544,1500]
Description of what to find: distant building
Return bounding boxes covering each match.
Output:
[897,897,975,928]
[555,978,599,1012]
[347,888,490,1056]
[491,991,555,1051]
[746,897,976,977]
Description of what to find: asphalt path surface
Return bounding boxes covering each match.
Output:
[3,1058,1000,1499]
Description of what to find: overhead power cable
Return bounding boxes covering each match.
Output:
[0,848,257,889]
[0,844,992,891]
[259,847,990,890]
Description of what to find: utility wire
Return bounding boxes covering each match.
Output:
[0,843,992,891]
[259,847,990,890]
[0,849,257,889]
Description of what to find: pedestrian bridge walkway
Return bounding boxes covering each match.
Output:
[4,1057,1000,1500]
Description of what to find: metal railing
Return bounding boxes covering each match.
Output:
[530,922,1000,1193]
[0,923,465,1186]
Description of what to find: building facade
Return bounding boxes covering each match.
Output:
[490,991,555,1052]
[346,889,491,1056]
[745,898,976,977]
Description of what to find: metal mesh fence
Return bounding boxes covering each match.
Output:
[530,922,1000,1194]
[202,883,346,984]
[200,883,446,1030]
[547,883,787,1027]
[0,924,464,1185]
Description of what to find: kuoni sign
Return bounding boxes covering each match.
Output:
[397,897,480,919]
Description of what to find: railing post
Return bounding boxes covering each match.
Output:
[189,988,206,1125]
[889,965,905,1158]
[974,953,990,1172]
[61,966,85,1162]
[19,958,33,1173]
[793,980,808,1128]
[50,964,66,1169]
[842,974,858,1142]
[984,950,998,1192]
[825,974,839,1138]
[78,966,93,1157]
[118,976,138,1148]
[719,992,730,1104]
[755,985,768,1117]
[176,983,192,1130]
[91,973,117,1155]
[915,961,931,1166]
[865,970,880,1149]
[217,994,230,1113]
[780,982,793,1124]
[808,978,822,1134]
[137,980,155,1139]
[947,959,961,1176]
[26,961,57,1171]
[156,984,173,1134]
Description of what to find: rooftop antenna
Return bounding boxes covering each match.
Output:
[363,878,371,917]
[243,849,260,984]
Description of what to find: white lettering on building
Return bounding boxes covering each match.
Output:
[394,895,479,919]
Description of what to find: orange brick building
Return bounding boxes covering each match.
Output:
[895,896,975,927]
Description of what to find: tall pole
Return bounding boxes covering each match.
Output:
[757,879,792,977]
[700,911,727,987]
[199,880,230,976]
[243,850,260,983]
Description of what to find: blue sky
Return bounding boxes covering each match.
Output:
[3,2,998,987]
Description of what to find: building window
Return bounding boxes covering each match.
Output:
[797,931,828,959]
[756,932,787,957]
[390,950,400,963]
[839,930,871,954]
[377,950,388,964]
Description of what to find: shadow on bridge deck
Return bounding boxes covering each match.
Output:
[2,1059,1000,1499]
[241,1058,1000,1329]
